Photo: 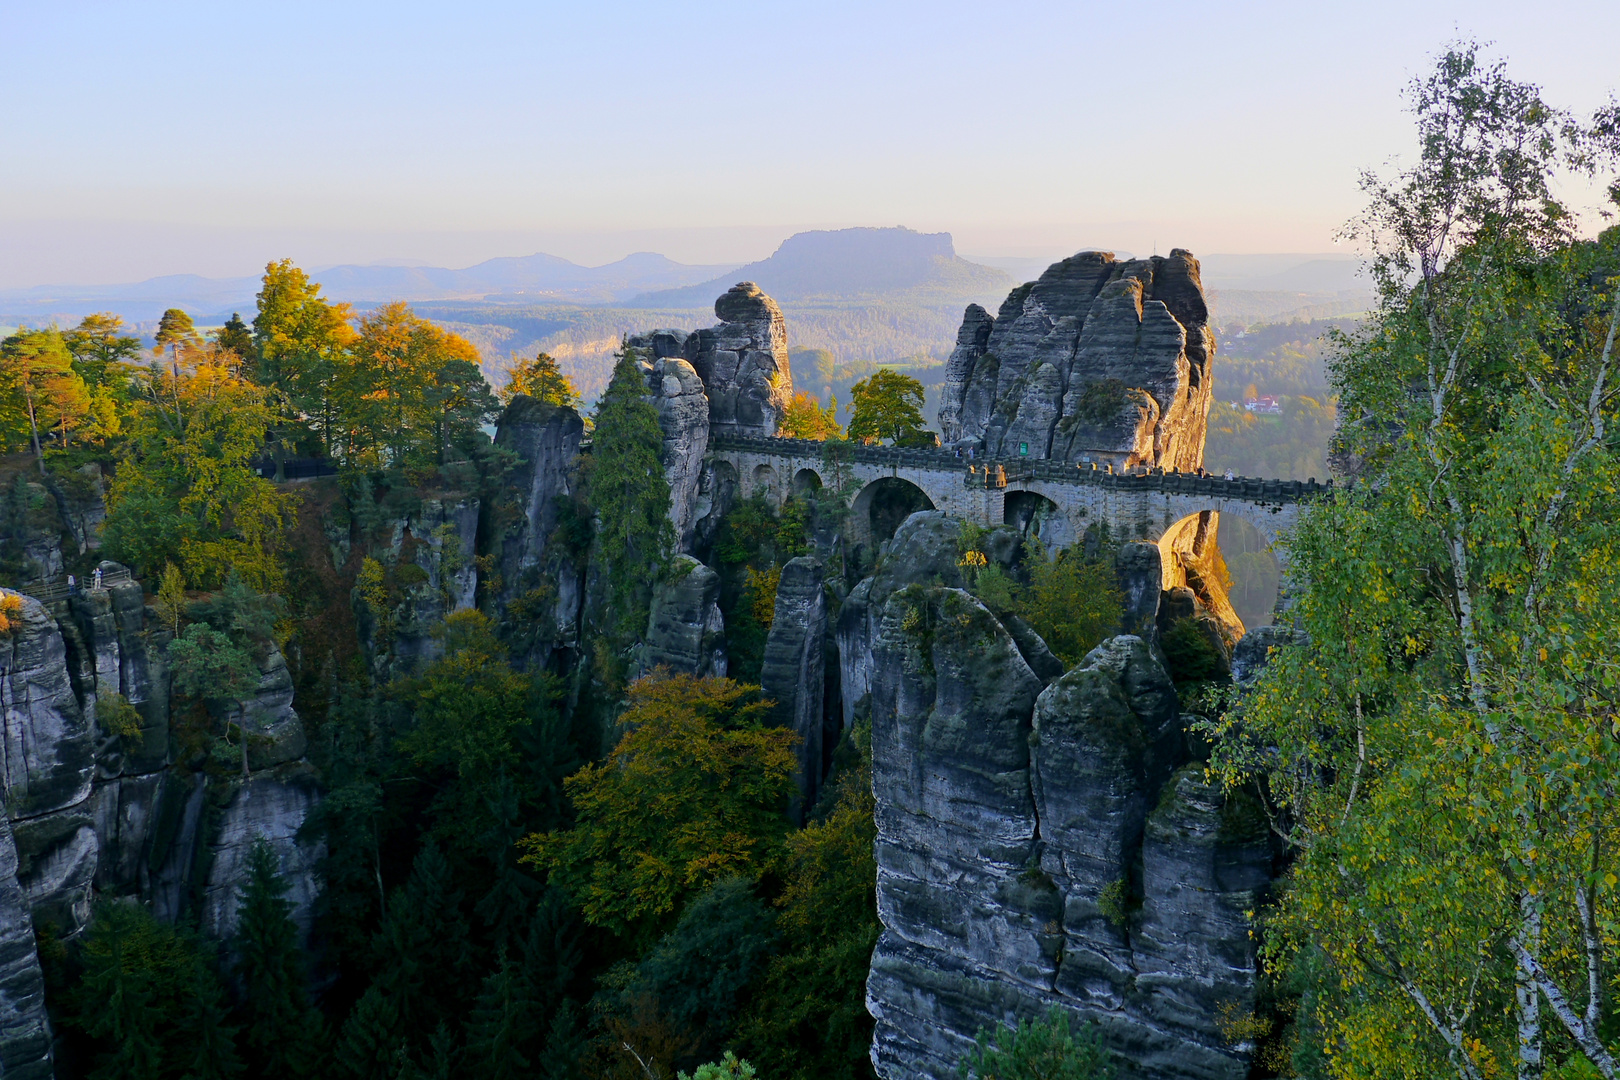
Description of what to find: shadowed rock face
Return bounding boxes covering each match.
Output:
[0,580,328,1073]
[635,555,727,680]
[937,251,1214,472]
[486,394,588,666]
[0,816,52,1080]
[683,283,794,437]
[759,556,827,817]
[851,522,1271,1080]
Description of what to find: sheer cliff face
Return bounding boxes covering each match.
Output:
[937,250,1214,472]
[852,515,1270,1080]
[0,579,326,1075]
[682,282,794,438]
[629,282,793,555]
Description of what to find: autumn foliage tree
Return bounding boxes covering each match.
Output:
[776,391,842,440]
[502,350,579,408]
[104,345,298,592]
[521,673,797,945]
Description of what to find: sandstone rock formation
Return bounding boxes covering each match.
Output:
[640,351,710,550]
[0,575,328,1072]
[937,251,1214,472]
[759,556,827,817]
[634,555,727,680]
[0,816,52,1080]
[486,394,588,660]
[849,520,1270,1080]
[683,283,793,437]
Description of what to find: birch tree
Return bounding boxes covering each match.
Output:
[1205,44,1620,1079]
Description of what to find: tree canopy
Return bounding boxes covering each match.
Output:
[846,369,934,446]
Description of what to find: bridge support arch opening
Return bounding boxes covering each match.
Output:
[1004,490,1077,552]
[792,468,823,498]
[850,477,935,571]
[1158,510,1282,637]
[751,464,779,501]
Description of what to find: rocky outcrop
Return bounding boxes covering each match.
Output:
[636,350,710,551]
[854,522,1269,1079]
[759,557,827,816]
[0,463,109,588]
[0,576,328,1069]
[357,492,484,680]
[201,771,324,944]
[1116,542,1165,643]
[0,816,52,1080]
[487,394,588,662]
[0,592,95,821]
[683,283,794,437]
[937,251,1215,472]
[634,556,727,679]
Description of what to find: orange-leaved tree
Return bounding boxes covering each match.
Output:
[520,672,797,944]
[777,391,842,440]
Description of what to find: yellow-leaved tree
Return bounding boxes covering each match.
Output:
[104,343,298,593]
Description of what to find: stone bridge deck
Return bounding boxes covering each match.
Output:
[708,432,1332,574]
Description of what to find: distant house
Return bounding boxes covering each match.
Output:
[1244,396,1282,415]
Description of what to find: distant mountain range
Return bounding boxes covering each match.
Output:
[627,226,1011,307]
[0,230,1373,410]
[0,251,739,326]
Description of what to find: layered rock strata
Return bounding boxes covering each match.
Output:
[937,251,1214,472]
[852,517,1270,1080]
[0,576,327,1072]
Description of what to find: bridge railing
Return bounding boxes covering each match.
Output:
[707,432,1332,504]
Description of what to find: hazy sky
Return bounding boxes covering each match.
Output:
[2,0,1617,287]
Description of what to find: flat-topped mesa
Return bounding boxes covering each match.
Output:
[682,282,794,437]
[938,250,1214,473]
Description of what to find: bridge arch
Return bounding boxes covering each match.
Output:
[1004,490,1078,552]
[792,467,823,497]
[751,464,778,499]
[850,476,935,567]
[1157,505,1287,633]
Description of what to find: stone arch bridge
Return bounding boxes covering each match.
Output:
[708,432,1330,589]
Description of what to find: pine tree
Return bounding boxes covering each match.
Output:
[336,986,406,1080]
[584,342,673,646]
[214,313,255,363]
[232,837,315,1079]
[501,350,579,407]
[75,905,168,1080]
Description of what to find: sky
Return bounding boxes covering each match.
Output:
[1,0,1617,288]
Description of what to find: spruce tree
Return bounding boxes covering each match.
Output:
[232,837,315,1080]
[464,953,537,1080]
[585,342,673,647]
[183,952,245,1080]
[338,843,473,1073]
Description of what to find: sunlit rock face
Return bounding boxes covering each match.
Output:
[683,282,794,438]
[937,250,1214,473]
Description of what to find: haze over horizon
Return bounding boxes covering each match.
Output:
[3,0,1618,289]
